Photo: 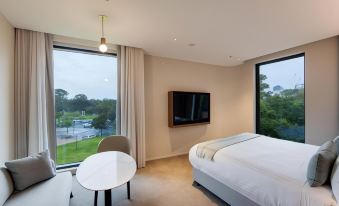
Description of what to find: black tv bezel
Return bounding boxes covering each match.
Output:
[170,91,210,127]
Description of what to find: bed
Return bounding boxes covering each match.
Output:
[189,133,337,206]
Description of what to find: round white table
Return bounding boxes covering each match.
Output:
[76,151,137,206]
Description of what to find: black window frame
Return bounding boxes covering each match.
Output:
[255,53,305,143]
[53,45,117,57]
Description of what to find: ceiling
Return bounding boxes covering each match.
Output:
[1,0,339,66]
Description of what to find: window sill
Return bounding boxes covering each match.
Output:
[57,167,77,175]
[57,163,79,175]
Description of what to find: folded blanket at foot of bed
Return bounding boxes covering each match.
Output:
[196,133,260,160]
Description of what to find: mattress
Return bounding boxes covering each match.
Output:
[189,135,337,206]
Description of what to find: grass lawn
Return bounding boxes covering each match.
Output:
[57,136,103,165]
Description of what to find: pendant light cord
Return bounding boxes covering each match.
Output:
[101,16,105,37]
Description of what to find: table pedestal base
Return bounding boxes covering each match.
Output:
[105,189,112,206]
[93,181,131,206]
[94,191,98,206]
[127,181,130,199]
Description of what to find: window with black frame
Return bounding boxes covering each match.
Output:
[53,46,117,166]
[256,53,305,143]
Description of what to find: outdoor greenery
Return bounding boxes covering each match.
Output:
[55,88,116,165]
[55,88,116,133]
[259,74,305,143]
[92,114,109,137]
[57,136,103,165]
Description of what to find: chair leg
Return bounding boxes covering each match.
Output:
[94,191,98,206]
[127,181,131,199]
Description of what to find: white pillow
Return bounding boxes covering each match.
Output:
[331,157,339,201]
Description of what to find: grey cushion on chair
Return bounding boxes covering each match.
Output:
[3,172,72,206]
[0,168,14,205]
[307,141,337,187]
[331,157,339,201]
[5,150,56,191]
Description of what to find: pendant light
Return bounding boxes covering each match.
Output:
[98,15,108,53]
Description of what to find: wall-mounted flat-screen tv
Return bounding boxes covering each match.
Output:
[168,91,210,127]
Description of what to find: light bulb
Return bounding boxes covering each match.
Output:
[99,44,108,53]
[99,37,108,53]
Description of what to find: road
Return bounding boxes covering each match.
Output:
[56,126,114,145]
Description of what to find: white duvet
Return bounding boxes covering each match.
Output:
[189,135,337,206]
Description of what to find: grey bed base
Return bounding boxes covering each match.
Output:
[193,168,260,206]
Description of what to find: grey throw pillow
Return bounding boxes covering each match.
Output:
[5,150,56,191]
[333,136,339,155]
[331,157,339,201]
[307,141,337,187]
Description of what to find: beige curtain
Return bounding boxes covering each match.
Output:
[117,45,146,168]
[14,29,56,160]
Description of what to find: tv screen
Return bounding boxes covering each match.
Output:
[168,91,210,127]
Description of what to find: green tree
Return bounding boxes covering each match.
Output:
[63,119,73,134]
[259,74,271,98]
[95,99,116,122]
[55,89,69,112]
[92,114,108,137]
[259,74,304,142]
[70,94,90,112]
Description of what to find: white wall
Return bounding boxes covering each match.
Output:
[0,20,335,162]
[0,13,14,166]
[144,36,339,161]
[144,55,252,160]
[240,37,339,145]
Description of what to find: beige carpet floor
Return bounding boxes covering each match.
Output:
[70,155,228,206]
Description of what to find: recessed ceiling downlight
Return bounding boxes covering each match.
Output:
[227,56,242,62]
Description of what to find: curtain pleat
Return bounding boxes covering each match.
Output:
[117,45,146,168]
[45,35,56,161]
[14,29,55,160]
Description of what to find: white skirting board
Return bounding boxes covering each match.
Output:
[193,168,259,206]
[146,152,188,161]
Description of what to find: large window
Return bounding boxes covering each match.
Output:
[256,53,305,143]
[54,46,117,165]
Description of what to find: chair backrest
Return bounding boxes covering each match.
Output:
[97,136,130,154]
[0,167,13,205]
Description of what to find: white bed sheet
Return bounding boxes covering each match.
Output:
[189,136,337,206]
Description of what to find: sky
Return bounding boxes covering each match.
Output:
[54,49,303,100]
[54,49,117,100]
[260,56,304,91]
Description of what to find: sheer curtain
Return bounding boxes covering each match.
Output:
[14,29,56,160]
[117,45,146,168]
